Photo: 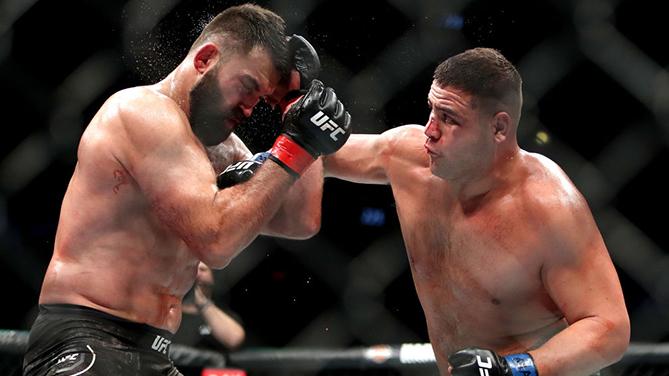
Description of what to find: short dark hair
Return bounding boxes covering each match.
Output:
[190,3,289,78]
[434,48,522,114]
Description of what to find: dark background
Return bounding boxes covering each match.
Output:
[1,0,668,368]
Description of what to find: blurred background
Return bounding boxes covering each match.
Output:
[1,0,668,372]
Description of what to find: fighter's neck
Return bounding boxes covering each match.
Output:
[454,146,522,208]
[154,63,194,115]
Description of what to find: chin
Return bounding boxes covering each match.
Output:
[219,123,236,140]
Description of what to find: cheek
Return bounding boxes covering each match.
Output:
[468,137,496,166]
[440,127,461,148]
[222,89,234,103]
[219,86,239,107]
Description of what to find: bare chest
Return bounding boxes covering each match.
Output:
[404,203,545,308]
[392,188,562,352]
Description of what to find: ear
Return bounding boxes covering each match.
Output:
[193,43,219,74]
[491,112,511,143]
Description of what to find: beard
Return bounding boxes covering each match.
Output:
[188,68,242,146]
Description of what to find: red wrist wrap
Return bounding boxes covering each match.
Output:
[269,135,315,177]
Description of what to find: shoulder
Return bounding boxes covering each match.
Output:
[518,151,596,246]
[384,124,429,167]
[97,86,204,173]
[114,87,187,133]
[80,86,185,149]
[369,124,426,157]
[383,124,425,144]
[99,86,193,153]
[521,151,585,209]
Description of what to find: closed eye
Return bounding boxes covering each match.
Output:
[241,75,259,94]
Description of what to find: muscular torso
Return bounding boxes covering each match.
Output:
[386,131,567,370]
[39,87,240,333]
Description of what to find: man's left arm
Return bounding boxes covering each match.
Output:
[528,193,630,376]
[261,158,322,239]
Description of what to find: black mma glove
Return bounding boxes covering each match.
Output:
[449,347,538,376]
[276,34,322,112]
[269,79,351,177]
[216,152,270,189]
[289,34,321,90]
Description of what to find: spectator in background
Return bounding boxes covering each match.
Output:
[174,262,245,351]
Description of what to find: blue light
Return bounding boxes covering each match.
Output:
[441,14,464,30]
[360,207,386,227]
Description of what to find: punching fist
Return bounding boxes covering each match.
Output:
[448,347,538,376]
[217,152,269,189]
[269,80,351,177]
[282,79,351,155]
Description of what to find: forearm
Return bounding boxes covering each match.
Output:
[321,133,392,185]
[262,159,323,239]
[529,316,629,376]
[197,161,296,267]
[198,302,246,349]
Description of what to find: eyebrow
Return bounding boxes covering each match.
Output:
[428,100,460,118]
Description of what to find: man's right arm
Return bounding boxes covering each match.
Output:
[117,92,295,268]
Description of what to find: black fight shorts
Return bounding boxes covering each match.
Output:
[23,304,182,376]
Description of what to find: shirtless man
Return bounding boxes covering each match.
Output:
[22,4,350,375]
[323,48,629,376]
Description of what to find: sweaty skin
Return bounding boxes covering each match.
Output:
[324,83,629,376]
[39,46,323,333]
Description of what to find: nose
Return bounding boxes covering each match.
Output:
[240,97,259,118]
[241,104,254,118]
[424,114,440,140]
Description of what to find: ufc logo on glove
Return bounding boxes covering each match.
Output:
[222,161,257,174]
[310,111,346,141]
[477,355,493,376]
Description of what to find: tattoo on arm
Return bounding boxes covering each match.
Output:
[113,169,129,194]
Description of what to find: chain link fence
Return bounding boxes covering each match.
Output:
[1,0,667,374]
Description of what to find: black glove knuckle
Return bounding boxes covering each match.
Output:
[333,100,344,118]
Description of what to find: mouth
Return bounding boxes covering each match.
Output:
[424,142,438,157]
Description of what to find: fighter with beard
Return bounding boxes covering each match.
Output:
[22,4,351,376]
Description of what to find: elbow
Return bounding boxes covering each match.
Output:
[193,248,233,270]
[291,216,321,240]
[609,315,631,363]
[186,237,236,270]
[217,324,246,350]
[593,314,631,365]
[266,212,321,240]
[227,329,246,350]
[200,254,233,270]
[184,221,259,268]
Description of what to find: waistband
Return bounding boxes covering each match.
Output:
[35,303,174,356]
